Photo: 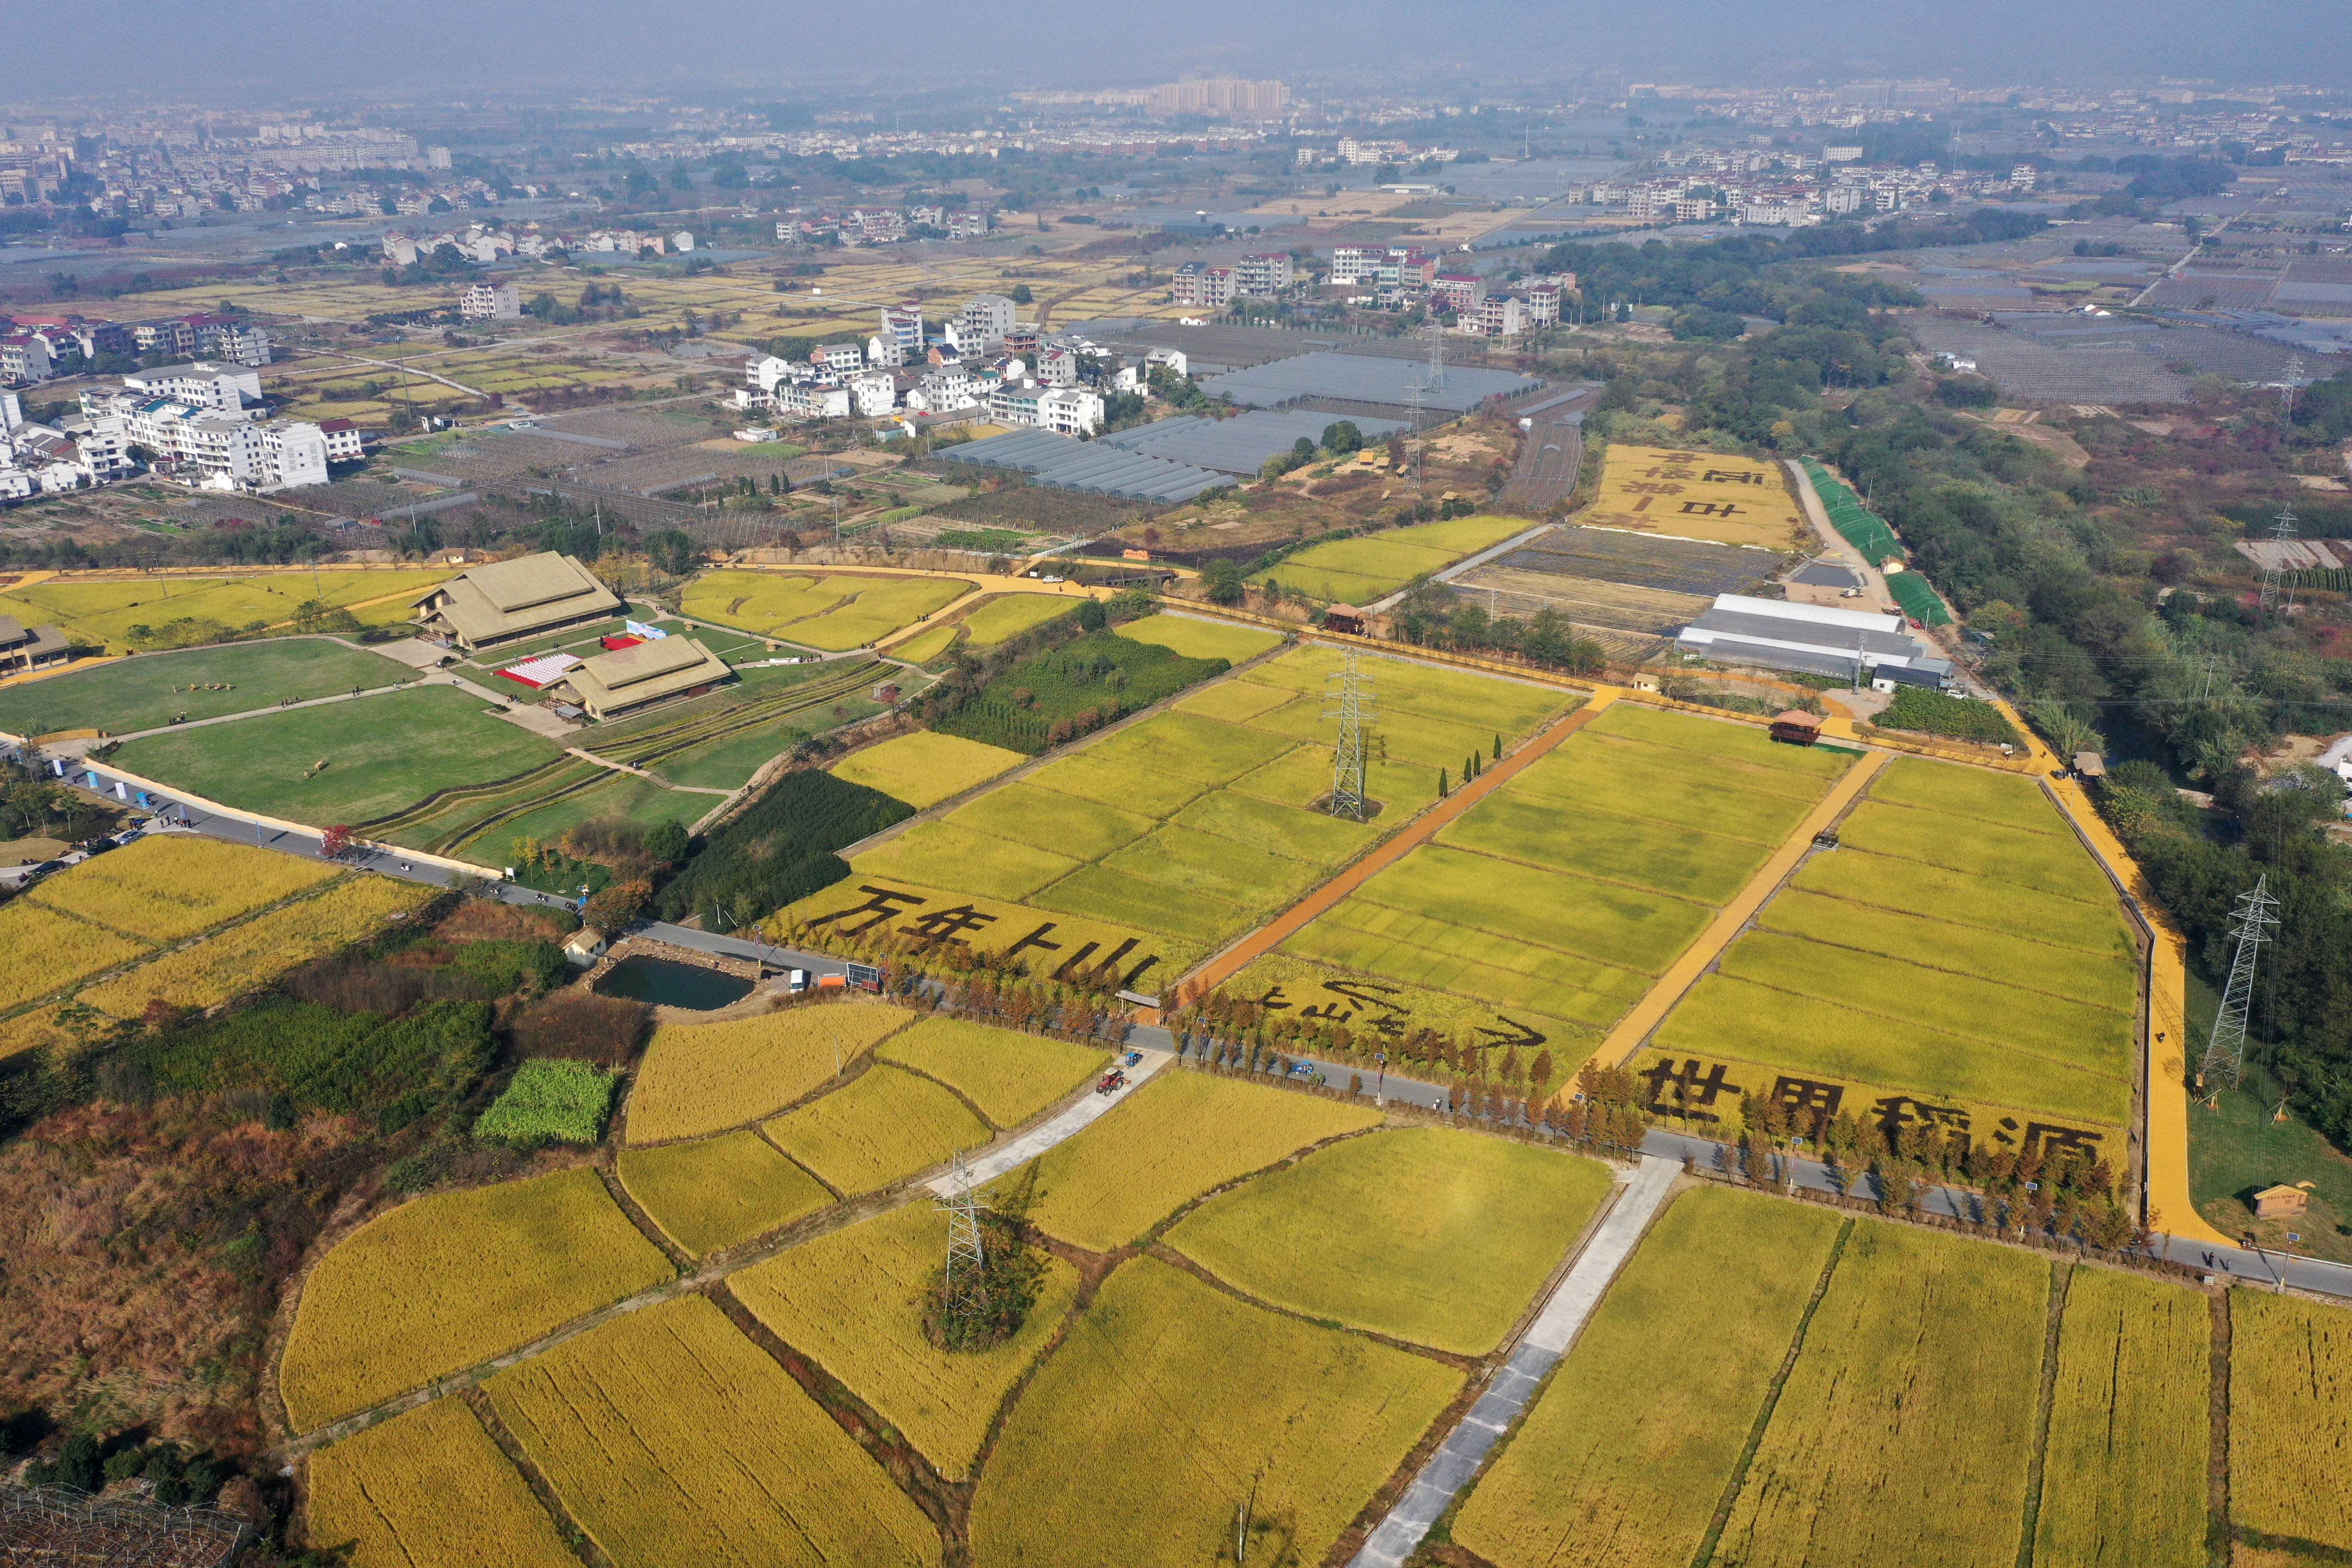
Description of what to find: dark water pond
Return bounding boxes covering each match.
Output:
[593,955,754,1011]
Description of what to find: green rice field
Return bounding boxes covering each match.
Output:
[1650,756,2141,1131]
[1250,514,1531,604]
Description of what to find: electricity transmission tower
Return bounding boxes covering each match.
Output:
[1324,651,1376,822]
[934,1149,992,1327]
[2257,502,2300,621]
[2197,875,2282,1093]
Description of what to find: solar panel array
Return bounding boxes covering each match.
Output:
[1197,350,1538,414]
[941,429,1230,503]
[1099,410,1407,476]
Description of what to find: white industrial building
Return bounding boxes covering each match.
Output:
[1676,594,1954,688]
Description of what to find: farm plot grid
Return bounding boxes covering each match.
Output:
[1230,701,1850,1072]
[1458,1188,2218,1568]
[784,643,1573,992]
[1648,755,2142,1147]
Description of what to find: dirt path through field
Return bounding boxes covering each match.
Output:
[1170,689,1620,1006]
[1598,747,1890,1073]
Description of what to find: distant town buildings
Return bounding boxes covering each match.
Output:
[1146,79,1288,121]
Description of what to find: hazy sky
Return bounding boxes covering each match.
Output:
[64,0,2352,97]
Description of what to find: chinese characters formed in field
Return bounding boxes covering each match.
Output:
[804,883,1161,990]
[1638,1054,2105,1162]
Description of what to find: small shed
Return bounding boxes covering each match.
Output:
[2253,1184,2309,1219]
[1326,604,1367,636]
[563,927,609,967]
[1769,710,1824,747]
[2073,751,2107,779]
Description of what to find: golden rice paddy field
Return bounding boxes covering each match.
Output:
[1585,442,1807,550]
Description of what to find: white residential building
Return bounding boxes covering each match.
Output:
[1234,252,1295,296]
[671,230,695,251]
[120,363,264,413]
[987,381,1103,435]
[1522,283,1563,326]
[846,367,897,417]
[812,342,864,372]
[957,294,1016,353]
[0,335,54,384]
[877,302,924,365]
[1170,266,1235,309]
[774,383,853,421]
[1473,294,1526,338]
[461,280,522,321]
[1036,347,1080,387]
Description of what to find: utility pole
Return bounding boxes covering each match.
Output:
[2196,874,2282,1094]
[1324,650,1375,822]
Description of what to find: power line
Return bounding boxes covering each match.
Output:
[2197,874,2281,1095]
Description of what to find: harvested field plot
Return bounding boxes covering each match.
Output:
[2033,1268,2210,1568]
[1492,525,1782,597]
[25,834,334,942]
[1455,1186,1844,1568]
[875,1014,1108,1127]
[1586,443,1805,550]
[279,1167,674,1432]
[731,1202,1082,1477]
[1115,612,1283,664]
[763,1062,992,1195]
[624,1002,913,1145]
[2232,1292,2352,1551]
[0,900,152,1011]
[304,1396,576,1568]
[80,874,433,1017]
[1446,565,1700,661]
[971,1256,1459,1568]
[617,1130,833,1258]
[486,1294,940,1568]
[1714,1221,2047,1568]
[1026,1070,1381,1252]
[683,568,970,650]
[1251,514,1530,603]
[0,639,418,737]
[1167,1128,1610,1355]
[110,686,562,828]
[831,730,1025,810]
[1651,754,2140,1136]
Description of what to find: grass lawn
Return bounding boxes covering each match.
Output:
[0,640,419,737]
[2189,1057,2352,1264]
[650,722,814,792]
[110,686,563,827]
[452,773,700,864]
[1165,1128,1609,1355]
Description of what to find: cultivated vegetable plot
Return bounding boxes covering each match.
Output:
[967,1256,1460,1568]
[304,1396,577,1568]
[731,1203,1082,1478]
[875,1014,1109,1128]
[1165,1127,1611,1355]
[622,1001,913,1145]
[618,1129,833,1259]
[1023,1070,1382,1252]
[1455,1187,1845,1568]
[2231,1292,2352,1552]
[1651,757,2141,1138]
[1712,1221,2047,1568]
[486,1295,940,1568]
[279,1167,674,1432]
[2033,1268,2210,1568]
